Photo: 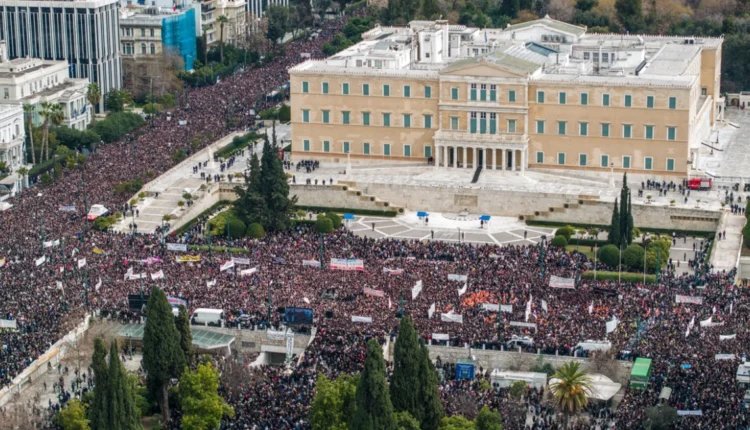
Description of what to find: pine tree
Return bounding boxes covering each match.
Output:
[107,339,142,430]
[90,338,109,430]
[501,0,520,18]
[143,286,186,425]
[421,0,441,19]
[259,123,297,231]
[619,173,632,245]
[390,317,422,422]
[351,339,397,430]
[627,193,634,245]
[417,340,444,430]
[176,305,194,367]
[609,199,621,247]
[614,0,643,32]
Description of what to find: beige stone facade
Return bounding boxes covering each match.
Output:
[290,18,723,176]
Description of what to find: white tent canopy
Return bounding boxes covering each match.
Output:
[549,373,621,401]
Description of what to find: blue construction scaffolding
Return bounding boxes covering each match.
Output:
[161,7,197,71]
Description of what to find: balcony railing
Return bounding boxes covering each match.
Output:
[434,130,529,145]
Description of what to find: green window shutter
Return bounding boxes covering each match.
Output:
[322,110,329,124]
[470,117,477,133]
[383,85,390,96]
[645,157,653,170]
[451,117,458,130]
[537,121,544,134]
[323,141,330,152]
[404,145,411,157]
[451,88,458,100]
[489,118,496,134]
[537,91,544,103]
[342,83,349,95]
[559,92,566,104]
[383,113,390,127]
[403,114,411,128]
[558,153,565,165]
[601,155,609,167]
[302,110,309,123]
[623,156,631,169]
[424,86,431,98]
[302,81,309,93]
[363,112,370,126]
[424,146,432,158]
[470,87,477,101]
[603,94,610,106]
[668,127,676,141]
[424,115,432,129]
[303,140,310,151]
[669,97,676,109]
[667,159,675,171]
[601,123,609,137]
[322,82,329,94]
[647,96,654,108]
[508,90,516,102]
[342,111,350,125]
[490,88,496,101]
[625,95,631,107]
[479,116,487,134]
[384,144,391,156]
[404,86,410,97]
[480,88,486,101]
[623,125,631,138]
[558,121,566,135]
[343,142,350,153]
[363,142,370,154]
[645,126,654,139]
[536,152,544,163]
[363,84,370,96]
[581,93,588,105]
[580,122,588,136]
[579,154,587,166]
[508,120,516,133]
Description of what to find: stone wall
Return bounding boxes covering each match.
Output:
[291,184,398,212]
[197,326,312,355]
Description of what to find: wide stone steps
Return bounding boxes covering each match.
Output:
[518,195,597,222]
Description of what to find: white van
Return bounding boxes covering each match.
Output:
[191,308,224,327]
[491,370,547,390]
[506,335,534,349]
[575,340,612,352]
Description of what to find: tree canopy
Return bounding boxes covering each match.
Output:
[179,362,235,430]
[351,338,397,430]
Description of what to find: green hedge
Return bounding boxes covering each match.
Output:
[295,206,398,217]
[29,155,66,177]
[566,238,610,248]
[526,220,714,238]
[188,245,251,254]
[215,132,261,159]
[582,270,657,284]
[173,200,231,236]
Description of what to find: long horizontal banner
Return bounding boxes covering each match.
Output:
[240,267,258,277]
[58,205,76,212]
[175,255,201,262]
[167,243,188,252]
[510,321,537,329]
[383,268,403,275]
[715,354,736,360]
[0,319,17,329]
[363,287,385,298]
[167,296,187,308]
[549,276,575,289]
[441,313,463,324]
[303,260,321,268]
[676,294,703,305]
[677,411,703,416]
[481,303,499,312]
[232,257,251,265]
[447,274,468,282]
[432,333,450,341]
[267,330,286,341]
[720,334,737,340]
[330,258,364,271]
[351,316,372,323]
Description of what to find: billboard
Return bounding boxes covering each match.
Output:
[285,307,313,326]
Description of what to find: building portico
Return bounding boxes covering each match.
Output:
[434,144,527,172]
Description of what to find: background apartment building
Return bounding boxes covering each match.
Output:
[200,0,245,47]
[0,0,121,112]
[290,17,723,176]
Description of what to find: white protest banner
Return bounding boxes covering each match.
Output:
[412,280,423,300]
[432,333,450,341]
[363,287,385,298]
[715,354,736,360]
[525,296,532,322]
[220,260,235,272]
[458,282,468,297]
[303,260,321,268]
[35,255,46,266]
[676,294,703,305]
[428,303,436,319]
[541,300,548,312]
[383,268,403,275]
[95,277,102,292]
[166,243,188,252]
[232,257,251,265]
[129,273,146,280]
[330,259,348,270]
[440,312,463,324]
[589,302,594,315]
[481,303,499,312]
[720,334,736,340]
[58,205,76,212]
[206,279,217,288]
[509,321,537,329]
[448,274,468,282]
[331,258,365,271]
[699,316,713,327]
[56,281,63,290]
[240,267,258,277]
[151,270,165,280]
[267,330,286,341]
[43,239,60,248]
[0,319,17,329]
[351,316,373,323]
[677,411,703,416]
[549,276,575,289]
[685,316,695,338]
[500,304,513,313]
[124,267,133,281]
[77,258,86,268]
[708,322,725,327]
[606,316,619,334]
[303,297,310,304]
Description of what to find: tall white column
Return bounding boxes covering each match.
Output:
[492,148,497,170]
[452,146,457,168]
[443,146,448,167]
[484,148,489,169]
[463,147,468,168]
[511,150,516,171]
[521,149,526,175]
[501,149,507,171]
[434,145,440,168]
[473,147,478,169]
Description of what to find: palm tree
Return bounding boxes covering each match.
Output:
[16,167,28,189]
[22,104,35,165]
[38,101,52,162]
[549,361,592,427]
[86,83,101,123]
[202,25,210,65]
[217,15,229,63]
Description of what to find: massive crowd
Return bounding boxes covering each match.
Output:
[0,17,747,430]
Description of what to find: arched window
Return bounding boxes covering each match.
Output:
[141,43,146,54]
[150,43,155,55]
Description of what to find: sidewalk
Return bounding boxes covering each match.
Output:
[710,211,746,273]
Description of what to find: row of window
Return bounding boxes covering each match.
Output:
[122,43,157,55]
[534,120,678,140]
[536,152,676,171]
[302,109,433,128]
[301,139,432,158]
[301,81,520,103]
[122,27,156,37]
[537,91,677,109]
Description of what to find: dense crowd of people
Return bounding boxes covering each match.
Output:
[0,17,747,430]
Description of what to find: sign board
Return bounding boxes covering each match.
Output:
[167,243,188,252]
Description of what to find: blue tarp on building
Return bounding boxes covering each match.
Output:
[161,8,197,71]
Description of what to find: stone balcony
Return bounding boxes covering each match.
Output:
[433,130,529,150]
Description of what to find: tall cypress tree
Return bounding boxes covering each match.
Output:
[390,317,422,422]
[90,338,109,430]
[619,173,632,245]
[107,339,142,430]
[417,340,443,430]
[176,305,194,367]
[259,123,297,231]
[143,286,186,425]
[609,198,621,246]
[627,193,634,245]
[351,339,397,430]
[233,152,267,227]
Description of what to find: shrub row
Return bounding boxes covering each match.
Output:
[581,270,657,284]
[173,200,231,236]
[28,155,66,177]
[295,206,398,217]
[215,132,261,159]
[527,220,714,238]
[188,245,251,254]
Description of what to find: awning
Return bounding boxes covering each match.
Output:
[417,211,428,217]
[343,213,355,220]
[479,215,491,221]
[549,373,621,401]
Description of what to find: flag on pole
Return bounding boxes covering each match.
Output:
[428,303,436,319]
[95,277,102,292]
[685,316,695,338]
[56,281,63,290]
[303,297,310,304]
[151,270,165,280]
[458,282,468,296]
[524,295,532,322]
[588,302,593,315]
[541,300,548,312]
[388,297,392,310]
[730,302,733,314]
[207,279,217,287]
[77,258,86,268]
[35,255,46,266]
[713,306,717,314]
[606,316,619,334]
[220,260,235,272]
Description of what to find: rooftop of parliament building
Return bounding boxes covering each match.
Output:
[290,15,723,89]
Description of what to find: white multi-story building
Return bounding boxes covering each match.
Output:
[0,0,121,112]
[0,41,91,130]
[0,104,24,172]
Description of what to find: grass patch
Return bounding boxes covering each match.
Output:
[173,200,231,236]
[566,244,595,259]
[295,206,398,217]
[215,132,261,159]
[526,220,715,238]
[582,270,656,284]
